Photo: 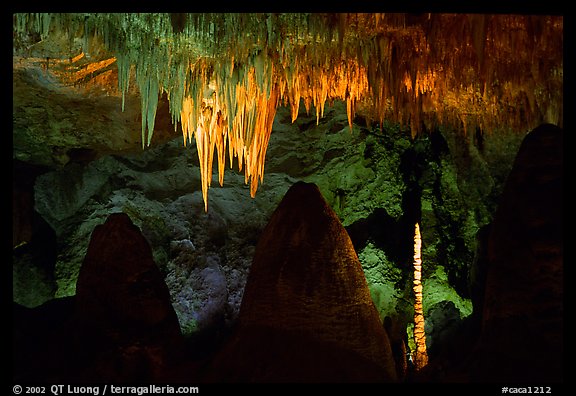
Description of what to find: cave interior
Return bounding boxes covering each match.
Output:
[12,13,563,384]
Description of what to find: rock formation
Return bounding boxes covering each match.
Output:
[399,123,564,384]
[473,124,563,382]
[73,212,184,381]
[207,181,398,382]
[13,213,186,382]
[13,14,564,384]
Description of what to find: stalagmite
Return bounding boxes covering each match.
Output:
[412,222,428,370]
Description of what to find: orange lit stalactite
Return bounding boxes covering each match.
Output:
[412,222,428,370]
[16,14,563,212]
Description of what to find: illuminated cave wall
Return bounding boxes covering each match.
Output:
[12,13,554,356]
[13,98,524,354]
[308,109,525,357]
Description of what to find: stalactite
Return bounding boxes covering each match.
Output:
[13,13,563,210]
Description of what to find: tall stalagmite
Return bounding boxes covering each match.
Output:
[74,213,183,382]
[475,124,563,382]
[207,181,398,382]
[412,223,428,370]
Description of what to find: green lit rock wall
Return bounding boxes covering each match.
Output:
[19,99,524,346]
[292,105,524,345]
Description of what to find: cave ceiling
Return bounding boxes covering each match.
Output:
[12,13,563,209]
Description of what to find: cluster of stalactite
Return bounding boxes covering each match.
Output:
[13,13,563,208]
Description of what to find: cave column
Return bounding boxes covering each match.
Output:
[412,222,428,370]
